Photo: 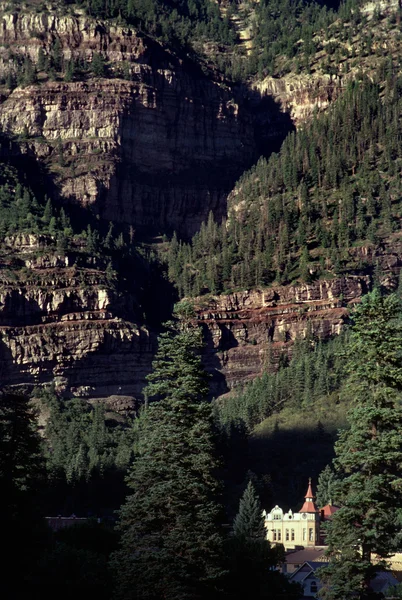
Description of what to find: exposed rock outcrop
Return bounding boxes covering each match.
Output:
[0,6,258,237]
[254,73,342,126]
[0,235,154,400]
[194,276,371,395]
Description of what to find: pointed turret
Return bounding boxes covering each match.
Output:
[299,478,318,513]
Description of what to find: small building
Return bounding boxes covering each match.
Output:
[263,479,321,550]
[289,561,400,599]
[283,547,329,574]
[289,561,323,598]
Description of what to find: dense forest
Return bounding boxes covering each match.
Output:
[167,70,402,295]
[2,0,378,85]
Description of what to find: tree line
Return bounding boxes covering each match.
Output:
[0,321,302,600]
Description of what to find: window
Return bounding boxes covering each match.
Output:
[310,581,318,594]
[291,529,295,541]
[309,528,314,542]
[286,529,289,541]
[277,530,281,541]
[273,514,281,520]
[303,528,306,541]
[273,530,277,541]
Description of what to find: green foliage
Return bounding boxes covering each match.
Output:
[91,52,107,77]
[315,464,340,508]
[59,0,236,54]
[167,74,402,295]
[232,480,266,539]
[318,292,402,600]
[39,388,135,484]
[51,38,64,72]
[145,322,209,403]
[112,324,225,600]
[0,392,48,595]
[225,480,301,600]
[0,162,73,240]
[217,333,346,431]
[0,392,45,520]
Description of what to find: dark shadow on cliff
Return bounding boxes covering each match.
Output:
[241,88,296,158]
[0,133,178,395]
[200,322,234,398]
[91,58,296,240]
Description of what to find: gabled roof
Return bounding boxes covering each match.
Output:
[289,561,322,584]
[290,562,399,595]
[370,571,399,593]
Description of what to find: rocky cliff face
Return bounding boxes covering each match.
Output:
[0,5,257,237]
[2,234,402,401]
[254,73,342,126]
[1,4,401,403]
[195,232,402,395]
[194,276,371,396]
[0,235,153,403]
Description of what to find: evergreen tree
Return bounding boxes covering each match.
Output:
[112,325,225,600]
[91,52,106,77]
[318,291,402,600]
[226,480,300,600]
[37,47,47,72]
[233,480,266,539]
[0,392,47,597]
[316,464,339,508]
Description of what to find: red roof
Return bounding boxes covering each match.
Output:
[320,504,340,518]
[299,478,319,513]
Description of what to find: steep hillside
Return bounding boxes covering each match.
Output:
[0,159,163,400]
[1,0,402,401]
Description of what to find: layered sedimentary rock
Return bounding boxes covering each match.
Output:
[2,236,401,399]
[195,276,371,396]
[254,73,341,126]
[0,5,257,237]
[0,235,153,401]
[1,4,401,402]
[196,231,402,395]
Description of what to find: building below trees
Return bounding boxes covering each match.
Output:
[263,479,337,550]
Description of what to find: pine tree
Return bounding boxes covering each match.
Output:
[0,392,46,595]
[37,47,46,72]
[112,324,225,600]
[91,52,106,77]
[318,291,402,600]
[226,480,300,600]
[233,480,266,539]
[316,464,339,508]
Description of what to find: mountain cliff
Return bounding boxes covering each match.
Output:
[1,0,402,403]
[0,4,258,237]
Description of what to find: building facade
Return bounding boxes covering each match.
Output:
[263,479,321,550]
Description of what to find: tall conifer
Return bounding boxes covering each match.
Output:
[318,292,402,600]
[112,324,224,600]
